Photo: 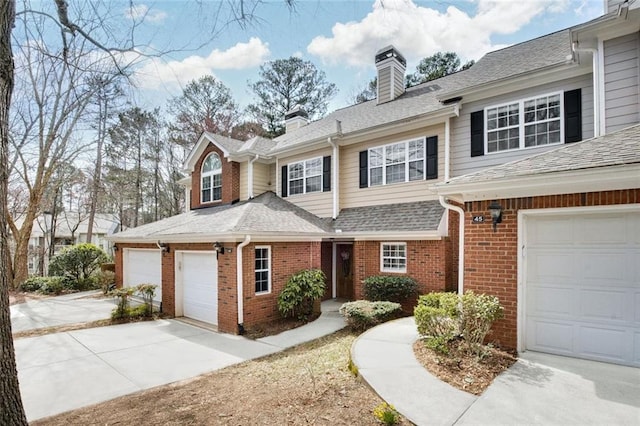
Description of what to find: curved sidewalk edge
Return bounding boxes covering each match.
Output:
[351,317,476,426]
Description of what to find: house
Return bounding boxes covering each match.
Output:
[18,212,121,276]
[110,1,639,367]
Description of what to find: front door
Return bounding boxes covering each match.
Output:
[336,244,353,299]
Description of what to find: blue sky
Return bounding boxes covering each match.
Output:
[119,0,605,113]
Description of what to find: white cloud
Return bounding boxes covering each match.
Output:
[133,37,270,90]
[125,4,168,24]
[307,0,571,67]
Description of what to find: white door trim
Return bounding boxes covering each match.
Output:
[517,203,640,353]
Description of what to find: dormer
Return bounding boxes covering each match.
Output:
[182,132,242,210]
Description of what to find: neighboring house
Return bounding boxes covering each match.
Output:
[20,212,122,276]
[110,1,639,368]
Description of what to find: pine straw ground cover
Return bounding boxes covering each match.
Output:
[33,330,412,426]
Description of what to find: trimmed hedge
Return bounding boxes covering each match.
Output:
[20,276,67,295]
[363,275,417,303]
[277,269,326,320]
[339,300,402,331]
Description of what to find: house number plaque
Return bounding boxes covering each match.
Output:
[472,215,485,223]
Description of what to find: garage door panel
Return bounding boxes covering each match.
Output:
[580,289,626,322]
[125,249,162,302]
[525,209,640,367]
[527,321,574,353]
[529,286,574,318]
[180,252,218,325]
[578,326,627,362]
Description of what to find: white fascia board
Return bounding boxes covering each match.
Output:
[571,8,640,42]
[433,164,640,202]
[183,132,231,173]
[109,232,327,244]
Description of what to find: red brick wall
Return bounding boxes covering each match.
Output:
[445,209,459,292]
[463,189,640,350]
[352,239,449,308]
[241,241,322,329]
[190,143,240,209]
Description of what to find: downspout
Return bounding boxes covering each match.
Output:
[444,117,451,181]
[236,235,251,334]
[439,196,465,295]
[327,136,339,219]
[248,155,259,199]
[572,42,600,137]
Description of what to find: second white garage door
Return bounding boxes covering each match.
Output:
[523,208,640,367]
[124,248,162,302]
[177,251,218,325]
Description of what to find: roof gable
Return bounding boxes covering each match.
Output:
[183,132,244,172]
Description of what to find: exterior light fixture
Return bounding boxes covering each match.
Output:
[488,201,503,232]
[113,244,119,252]
[213,242,225,256]
[157,241,170,253]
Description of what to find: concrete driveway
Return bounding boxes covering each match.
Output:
[457,351,640,425]
[16,319,282,421]
[10,291,115,332]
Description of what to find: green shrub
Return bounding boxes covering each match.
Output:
[20,276,46,292]
[110,287,136,320]
[49,243,109,291]
[460,291,504,349]
[37,276,66,295]
[414,291,459,338]
[127,304,149,318]
[363,275,417,303]
[136,283,157,316]
[339,300,402,331]
[277,269,326,320]
[94,270,116,295]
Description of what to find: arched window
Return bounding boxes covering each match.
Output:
[201,152,222,203]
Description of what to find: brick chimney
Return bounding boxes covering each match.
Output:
[375,45,406,104]
[284,105,308,133]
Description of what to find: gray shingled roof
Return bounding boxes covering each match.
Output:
[441,124,640,185]
[438,29,573,97]
[270,30,574,152]
[109,192,332,242]
[237,136,277,156]
[202,132,245,154]
[333,200,445,233]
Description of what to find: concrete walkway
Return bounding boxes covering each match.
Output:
[16,299,345,422]
[352,317,640,426]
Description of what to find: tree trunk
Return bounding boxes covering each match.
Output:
[0,0,29,423]
[87,92,107,243]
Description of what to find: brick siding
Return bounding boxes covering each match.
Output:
[190,143,240,209]
[463,189,640,350]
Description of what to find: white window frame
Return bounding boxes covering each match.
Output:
[368,137,426,186]
[254,245,271,295]
[201,152,222,203]
[484,91,564,154]
[380,242,407,273]
[287,156,323,196]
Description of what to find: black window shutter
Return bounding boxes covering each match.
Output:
[281,165,288,198]
[425,136,438,180]
[359,150,368,188]
[564,89,582,143]
[470,110,484,157]
[322,156,331,192]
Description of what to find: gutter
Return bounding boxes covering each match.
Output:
[439,196,465,295]
[572,42,600,137]
[236,235,251,334]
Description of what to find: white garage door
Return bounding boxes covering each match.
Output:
[124,249,162,302]
[179,252,218,325]
[524,209,640,367]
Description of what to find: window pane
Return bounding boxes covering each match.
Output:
[212,187,221,201]
[306,175,321,193]
[289,179,304,195]
[409,160,424,180]
[386,164,405,184]
[305,157,322,176]
[381,243,406,271]
[288,162,303,180]
[386,143,405,164]
[212,174,221,187]
[202,153,221,173]
[370,167,382,186]
[202,189,211,203]
[202,175,211,189]
[408,139,424,160]
[370,148,383,167]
